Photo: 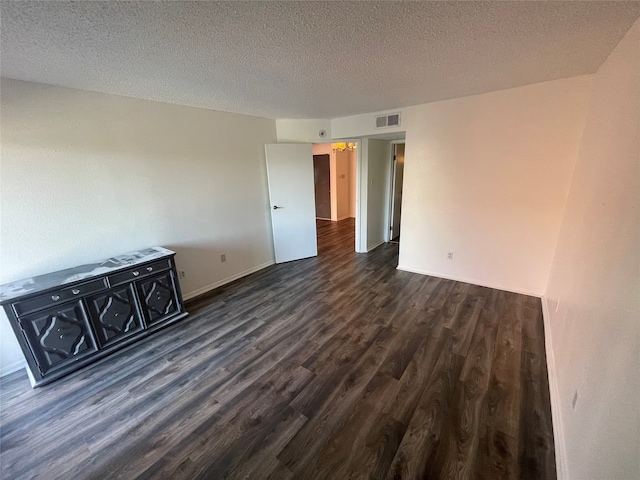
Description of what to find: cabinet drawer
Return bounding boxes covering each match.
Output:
[13,278,108,317]
[107,259,171,287]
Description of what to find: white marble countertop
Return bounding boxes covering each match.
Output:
[0,246,175,303]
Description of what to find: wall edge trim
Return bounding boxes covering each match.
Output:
[1,359,26,378]
[395,264,542,297]
[541,296,569,480]
[183,261,275,301]
[367,240,386,252]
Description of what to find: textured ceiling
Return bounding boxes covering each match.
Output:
[1,1,639,119]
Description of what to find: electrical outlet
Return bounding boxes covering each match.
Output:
[220,254,227,263]
[179,271,186,279]
[447,252,454,260]
[572,390,578,410]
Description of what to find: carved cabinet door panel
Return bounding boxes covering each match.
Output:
[136,271,180,326]
[20,301,98,375]
[86,284,144,348]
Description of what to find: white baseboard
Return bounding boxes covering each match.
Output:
[183,260,275,301]
[367,240,385,252]
[395,264,542,297]
[541,296,568,480]
[1,359,26,378]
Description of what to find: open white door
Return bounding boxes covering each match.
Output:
[265,143,318,263]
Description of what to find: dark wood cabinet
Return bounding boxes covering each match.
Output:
[20,301,98,376]
[86,284,144,348]
[0,247,188,387]
[136,271,180,326]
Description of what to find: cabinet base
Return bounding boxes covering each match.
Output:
[26,364,37,388]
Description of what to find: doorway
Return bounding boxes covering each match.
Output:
[312,143,358,253]
[313,154,331,219]
[266,135,405,262]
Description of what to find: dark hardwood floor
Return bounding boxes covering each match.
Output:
[0,218,555,479]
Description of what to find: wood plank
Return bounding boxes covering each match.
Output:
[388,325,451,427]
[519,307,556,479]
[136,367,313,479]
[428,302,500,478]
[303,373,402,480]
[279,343,389,475]
[473,303,523,479]
[385,337,465,479]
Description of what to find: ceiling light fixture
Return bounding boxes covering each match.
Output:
[332,142,357,152]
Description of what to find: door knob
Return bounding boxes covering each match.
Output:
[273,205,282,210]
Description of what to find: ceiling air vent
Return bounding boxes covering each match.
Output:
[375,113,401,129]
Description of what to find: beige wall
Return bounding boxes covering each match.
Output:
[349,150,357,218]
[365,139,392,250]
[335,150,350,220]
[312,144,332,156]
[0,79,277,375]
[331,109,404,139]
[391,143,405,238]
[330,75,593,295]
[544,19,640,480]
[276,119,330,143]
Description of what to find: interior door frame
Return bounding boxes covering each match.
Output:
[308,135,407,254]
[387,141,406,243]
[313,139,365,253]
[312,153,332,220]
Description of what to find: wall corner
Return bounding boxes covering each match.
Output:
[541,295,569,480]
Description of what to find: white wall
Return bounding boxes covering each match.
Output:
[348,150,357,218]
[276,119,331,143]
[391,143,405,238]
[0,79,277,375]
[365,139,392,251]
[333,76,593,295]
[329,149,338,221]
[544,19,640,480]
[335,150,350,220]
[332,110,405,139]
